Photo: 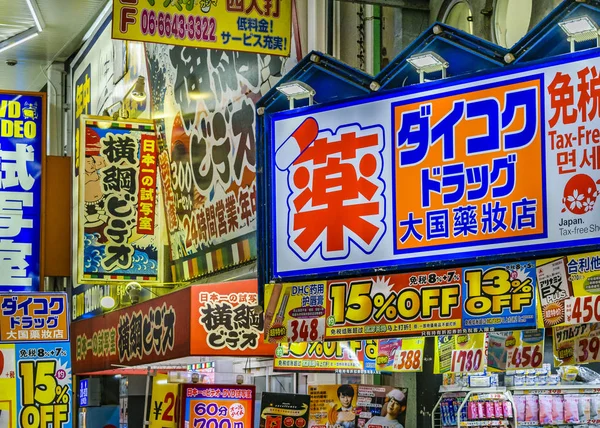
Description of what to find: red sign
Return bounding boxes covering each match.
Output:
[71,288,190,374]
[137,134,158,234]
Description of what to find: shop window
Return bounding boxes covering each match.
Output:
[270,373,294,394]
[494,0,532,47]
[442,0,474,35]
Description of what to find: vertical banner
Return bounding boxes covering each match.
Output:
[16,342,72,428]
[0,91,45,291]
[274,341,377,373]
[79,116,159,282]
[149,374,178,428]
[435,334,488,374]
[260,392,310,428]
[181,384,255,428]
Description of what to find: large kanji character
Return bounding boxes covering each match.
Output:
[0,192,33,237]
[548,72,577,128]
[246,0,264,14]
[232,100,256,180]
[233,304,252,330]
[129,312,143,359]
[466,165,489,201]
[118,315,131,361]
[481,201,507,234]
[102,165,137,194]
[466,98,500,155]
[200,303,234,331]
[453,205,478,237]
[490,154,517,198]
[511,198,536,230]
[502,87,538,150]
[0,240,32,287]
[399,213,423,243]
[215,200,227,236]
[0,144,35,190]
[263,0,281,17]
[441,163,466,205]
[426,209,449,240]
[102,134,138,164]
[227,0,244,12]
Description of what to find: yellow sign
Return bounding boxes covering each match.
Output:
[149,374,178,428]
[376,338,425,372]
[488,330,545,371]
[553,323,600,366]
[112,0,292,56]
[435,333,487,374]
[274,340,375,372]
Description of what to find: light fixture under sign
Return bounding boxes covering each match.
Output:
[407,51,449,84]
[277,81,316,109]
[559,16,600,52]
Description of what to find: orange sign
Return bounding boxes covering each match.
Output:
[393,77,544,252]
[0,293,68,342]
[191,281,276,356]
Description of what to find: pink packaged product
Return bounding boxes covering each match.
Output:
[564,395,580,424]
[515,396,526,422]
[477,401,485,419]
[502,401,513,419]
[485,401,495,419]
[552,395,564,424]
[525,395,539,423]
[538,395,553,425]
[468,401,479,420]
[494,401,504,419]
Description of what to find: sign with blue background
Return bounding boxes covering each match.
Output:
[80,379,88,407]
[0,91,44,291]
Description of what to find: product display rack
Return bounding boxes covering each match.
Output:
[432,387,517,428]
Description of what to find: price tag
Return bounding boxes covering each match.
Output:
[287,318,325,343]
[392,349,423,372]
[150,374,179,428]
[575,335,600,364]
[450,348,484,373]
[506,345,543,369]
[565,296,600,324]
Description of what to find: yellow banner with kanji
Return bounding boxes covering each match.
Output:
[112,0,292,56]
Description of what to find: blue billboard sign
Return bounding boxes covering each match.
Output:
[0,91,45,291]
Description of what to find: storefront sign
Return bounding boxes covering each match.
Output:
[79,379,88,407]
[181,384,255,428]
[308,385,407,428]
[16,342,73,428]
[79,116,159,282]
[274,340,377,373]
[71,288,190,373]
[191,281,276,356]
[0,91,45,291]
[149,374,178,428]
[265,51,600,281]
[112,0,292,56]
[376,338,425,373]
[435,333,488,374]
[0,293,68,342]
[553,322,600,366]
[260,392,310,428]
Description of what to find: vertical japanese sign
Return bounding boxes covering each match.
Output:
[113,0,291,56]
[0,91,45,291]
[260,392,310,428]
[16,342,72,428]
[79,116,159,282]
[267,51,600,281]
[0,294,68,342]
[181,384,255,428]
[191,281,276,356]
[149,374,178,428]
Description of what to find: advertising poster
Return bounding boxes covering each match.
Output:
[79,116,159,282]
[325,270,463,340]
[274,340,377,373]
[488,330,545,371]
[264,282,327,343]
[149,374,178,428]
[0,90,45,292]
[260,392,310,428]
[265,48,600,283]
[113,0,292,56]
[16,341,72,428]
[191,281,276,356]
[462,261,537,331]
[376,338,425,373]
[0,344,17,428]
[0,293,68,342]
[553,322,600,366]
[181,384,255,428]
[308,385,407,428]
[435,334,488,374]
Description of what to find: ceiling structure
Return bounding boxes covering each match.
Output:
[0,0,109,91]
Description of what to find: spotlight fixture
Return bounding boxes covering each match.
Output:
[559,16,600,52]
[407,51,449,84]
[276,81,316,109]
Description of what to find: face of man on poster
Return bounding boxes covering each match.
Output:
[364,389,407,428]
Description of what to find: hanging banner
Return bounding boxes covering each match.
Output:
[16,341,73,428]
[553,323,600,366]
[308,385,407,428]
[462,261,537,330]
[274,340,377,373]
[264,281,327,344]
[181,384,255,428]
[79,116,159,283]
[260,392,310,428]
[376,338,425,373]
[488,330,545,371]
[191,280,276,356]
[435,333,488,374]
[113,0,292,56]
[264,48,600,283]
[0,293,68,342]
[149,374,179,428]
[0,90,45,292]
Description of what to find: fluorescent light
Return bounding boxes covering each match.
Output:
[559,16,600,52]
[25,0,44,32]
[83,1,111,42]
[277,81,316,109]
[407,51,449,83]
[0,31,39,54]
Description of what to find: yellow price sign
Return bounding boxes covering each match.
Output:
[149,374,179,428]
